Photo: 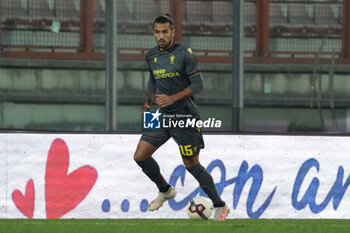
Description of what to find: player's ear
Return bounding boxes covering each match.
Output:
[172,28,176,37]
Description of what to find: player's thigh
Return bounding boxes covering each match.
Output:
[134,140,158,161]
[134,129,170,161]
[170,127,204,159]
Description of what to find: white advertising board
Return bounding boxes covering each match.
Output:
[0,134,350,219]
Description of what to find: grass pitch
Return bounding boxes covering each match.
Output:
[0,219,349,233]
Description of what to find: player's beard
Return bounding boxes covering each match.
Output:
[158,39,173,51]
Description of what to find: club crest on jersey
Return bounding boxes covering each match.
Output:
[154,57,157,63]
[170,55,175,64]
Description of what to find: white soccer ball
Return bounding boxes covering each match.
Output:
[186,196,213,220]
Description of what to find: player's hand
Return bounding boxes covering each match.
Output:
[155,94,174,107]
[140,104,150,117]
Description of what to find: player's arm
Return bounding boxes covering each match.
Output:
[155,74,203,107]
[142,60,157,114]
[142,77,156,113]
[156,49,203,108]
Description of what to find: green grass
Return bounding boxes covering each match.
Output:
[0,219,350,233]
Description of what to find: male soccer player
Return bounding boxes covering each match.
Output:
[133,14,230,221]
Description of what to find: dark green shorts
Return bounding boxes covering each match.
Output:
[141,127,204,158]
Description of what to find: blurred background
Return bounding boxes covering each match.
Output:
[1,0,349,134]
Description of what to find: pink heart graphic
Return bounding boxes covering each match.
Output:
[12,179,35,219]
[45,138,98,219]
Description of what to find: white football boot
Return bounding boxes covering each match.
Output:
[148,186,177,211]
[213,204,230,221]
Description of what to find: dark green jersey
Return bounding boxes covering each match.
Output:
[146,42,203,117]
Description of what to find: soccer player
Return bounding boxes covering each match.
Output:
[133,14,230,221]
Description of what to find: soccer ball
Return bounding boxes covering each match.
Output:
[186,196,213,220]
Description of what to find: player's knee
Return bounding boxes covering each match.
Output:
[182,155,199,169]
[133,151,143,162]
[134,150,153,162]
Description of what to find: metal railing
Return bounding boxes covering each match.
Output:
[0,0,349,64]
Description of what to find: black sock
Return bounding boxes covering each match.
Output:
[136,157,170,192]
[187,164,225,207]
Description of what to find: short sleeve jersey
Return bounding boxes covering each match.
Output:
[146,42,202,117]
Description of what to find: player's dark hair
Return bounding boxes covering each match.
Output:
[153,14,174,29]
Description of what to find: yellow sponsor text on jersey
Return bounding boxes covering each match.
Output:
[153,69,165,75]
[153,69,180,79]
[155,72,180,79]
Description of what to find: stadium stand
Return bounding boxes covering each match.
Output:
[54,0,80,28]
[184,1,212,26]
[183,0,213,34]
[94,0,104,27]
[269,3,288,27]
[212,1,232,28]
[1,0,28,26]
[287,3,314,26]
[134,0,159,25]
[116,0,134,25]
[115,0,138,34]
[27,0,53,19]
[314,3,341,27]
[0,0,347,61]
[267,0,343,58]
[244,1,256,33]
